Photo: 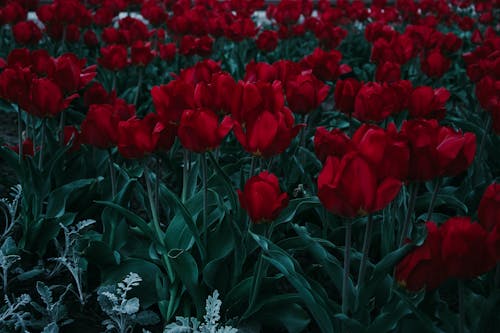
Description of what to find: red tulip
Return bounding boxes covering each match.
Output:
[81,102,135,149]
[300,48,342,82]
[117,113,175,159]
[334,78,362,115]
[353,82,397,122]
[256,30,279,52]
[131,41,154,67]
[441,217,496,279]
[151,79,195,126]
[421,49,451,78]
[395,222,446,291]
[375,61,401,82]
[238,171,289,224]
[233,108,302,158]
[98,44,128,71]
[409,86,450,120]
[352,123,409,181]
[314,127,353,163]
[285,71,329,115]
[478,183,500,232]
[317,152,402,217]
[436,127,476,177]
[12,21,42,45]
[30,78,77,118]
[178,108,232,153]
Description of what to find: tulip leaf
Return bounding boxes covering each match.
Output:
[169,251,204,317]
[249,231,335,333]
[46,178,101,218]
[358,244,413,308]
[273,196,321,227]
[160,184,206,262]
[96,200,155,242]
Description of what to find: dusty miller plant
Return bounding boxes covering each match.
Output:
[98,272,160,333]
[0,293,32,332]
[0,236,20,293]
[28,281,73,333]
[0,184,22,242]
[49,219,96,305]
[164,290,238,333]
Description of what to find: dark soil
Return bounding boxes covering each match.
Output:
[0,110,19,196]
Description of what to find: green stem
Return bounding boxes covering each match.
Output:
[201,153,209,250]
[17,105,23,163]
[133,68,143,106]
[426,178,441,221]
[399,182,419,247]
[458,280,465,333]
[249,155,256,179]
[181,149,190,203]
[144,164,161,238]
[112,71,117,92]
[59,111,65,145]
[357,214,373,287]
[145,163,175,284]
[477,113,491,164]
[155,157,161,222]
[342,219,352,317]
[107,149,116,199]
[38,119,46,169]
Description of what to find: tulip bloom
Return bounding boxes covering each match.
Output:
[317,152,402,217]
[238,171,289,224]
[478,183,500,231]
[285,71,329,115]
[409,86,450,120]
[177,108,232,153]
[117,113,175,159]
[233,108,303,158]
[441,217,496,279]
[395,222,446,291]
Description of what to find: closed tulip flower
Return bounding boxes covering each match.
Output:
[285,71,329,115]
[238,171,289,224]
[178,108,232,153]
[317,152,402,217]
[395,222,446,291]
[478,183,500,231]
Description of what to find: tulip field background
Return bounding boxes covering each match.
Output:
[0,0,499,332]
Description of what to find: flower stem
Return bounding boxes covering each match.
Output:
[357,214,373,287]
[38,119,46,170]
[107,149,116,199]
[17,105,23,163]
[399,182,420,247]
[249,155,256,179]
[458,280,465,333]
[133,68,143,106]
[342,219,352,317]
[201,153,209,250]
[59,111,65,145]
[181,149,190,203]
[426,178,441,221]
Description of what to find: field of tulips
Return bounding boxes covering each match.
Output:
[0,0,499,332]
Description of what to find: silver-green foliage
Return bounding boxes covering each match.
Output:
[164,290,238,333]
[98,272,160,333]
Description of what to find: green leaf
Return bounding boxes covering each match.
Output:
[46,178,101,218]
[358,244,413,308]
[169,251,204,317]
[160,185,206,262]
[250,231,335,333]
[95,201,155,242]
[273,196,321,227]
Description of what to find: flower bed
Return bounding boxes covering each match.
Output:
[0,0,499,332]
